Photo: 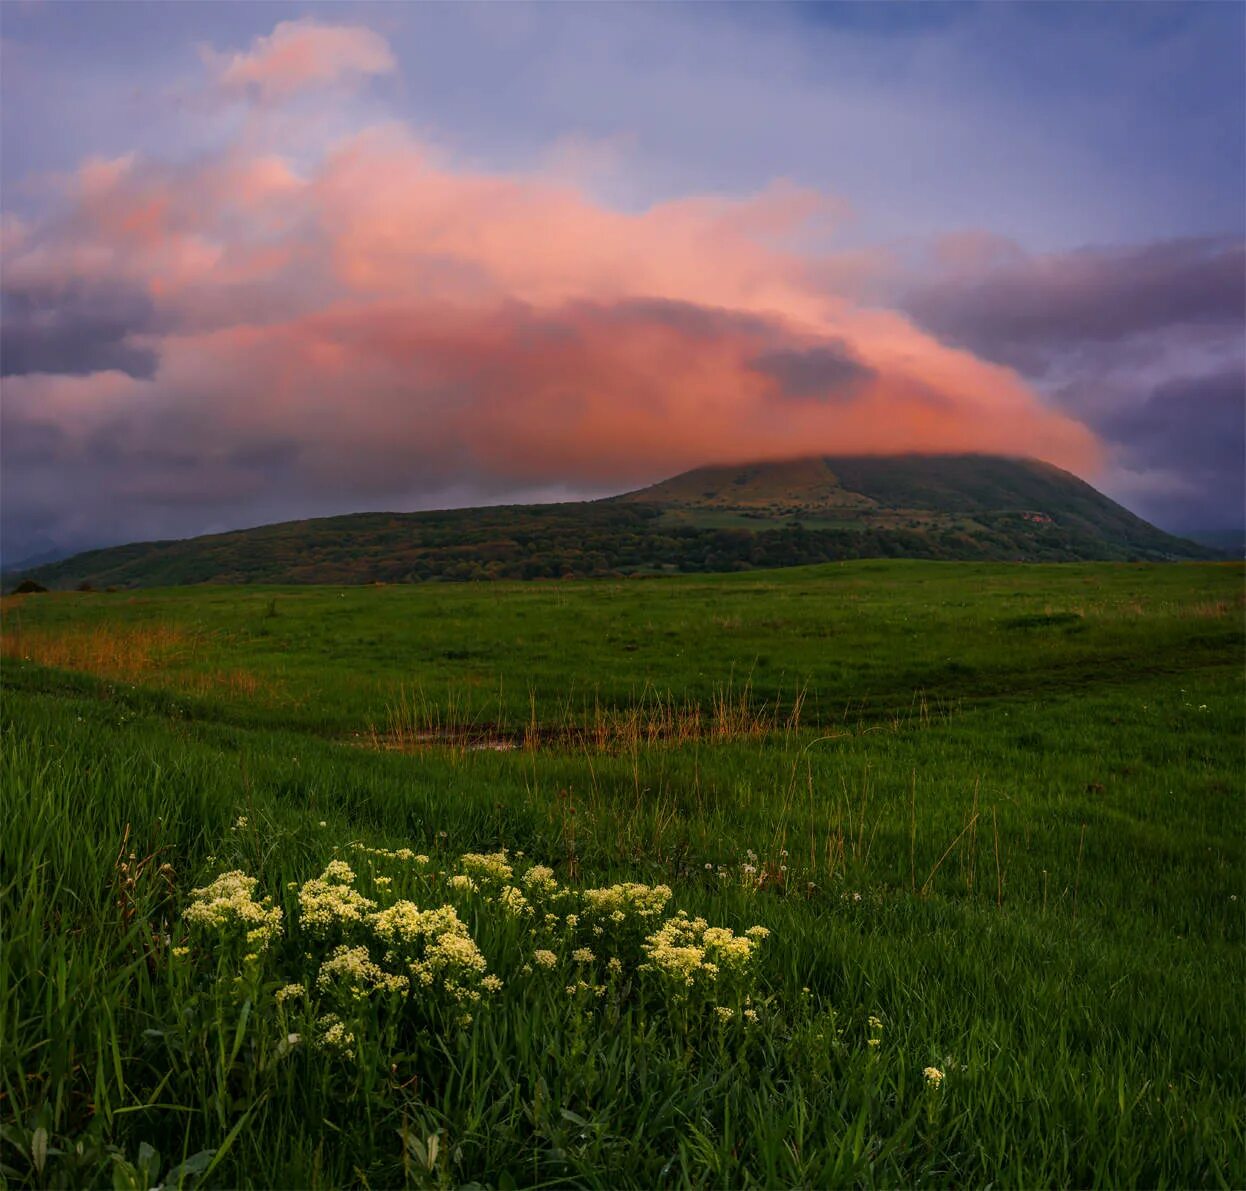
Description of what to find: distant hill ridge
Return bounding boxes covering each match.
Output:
[9,455,1215,589]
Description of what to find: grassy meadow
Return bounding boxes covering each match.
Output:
[1,561,1243,1187]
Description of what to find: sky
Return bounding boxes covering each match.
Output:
[2,1,1243,562]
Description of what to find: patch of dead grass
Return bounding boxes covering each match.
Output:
[0,621,270,698]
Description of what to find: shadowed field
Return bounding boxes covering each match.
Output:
[1,561,1242,1187]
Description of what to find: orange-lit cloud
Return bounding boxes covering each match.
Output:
[2,23,1102,550]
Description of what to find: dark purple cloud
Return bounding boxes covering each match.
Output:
[751,342,875,402]
[530,302,877,402]
[585,297,773,340]
[902,237,1245,375]
[1100,369,1245,474]
[901,236,1245,532]
[1,279,159,378]
[1094,368,1246,532]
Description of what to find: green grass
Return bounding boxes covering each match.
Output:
[2,561,1243,1187]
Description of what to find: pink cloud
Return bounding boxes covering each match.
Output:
[209,19,396,101]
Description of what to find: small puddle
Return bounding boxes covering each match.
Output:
[351,728,521,753]
[354,720,789,755]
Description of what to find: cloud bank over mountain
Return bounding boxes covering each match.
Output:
[1,9,1241,558]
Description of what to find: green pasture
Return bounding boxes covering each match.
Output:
[2,561,1240,734]
[1,561,1242,1187]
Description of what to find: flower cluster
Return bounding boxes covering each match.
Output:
[412,929,489,996]
[521,865,558,896]
[183,870,282,951]
[182,843,789,1066]
[498,885,532,917]
[369,900,493,1013]
[581,882,672,923]
[317,945,408,999]
[458,851,513,882]
[370,900,462,947]
[641,912,768,993]
[317,1014,357,1060]
[298,861,377,934]
[349,843,430,865]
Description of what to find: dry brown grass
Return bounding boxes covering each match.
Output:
[1,622,195,680]
[0,620,269,698]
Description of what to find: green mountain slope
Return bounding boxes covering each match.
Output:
[11,455,1214,589]
[627,455,1188,547]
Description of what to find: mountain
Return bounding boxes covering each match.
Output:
[8,455,1216,590]
[0,542,78,574]
[622,455,1198,547]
